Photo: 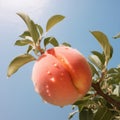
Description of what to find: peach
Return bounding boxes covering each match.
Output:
[32,46,92,106]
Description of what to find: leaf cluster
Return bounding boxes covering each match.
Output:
[7,13,70,77]
[69,31,120,120]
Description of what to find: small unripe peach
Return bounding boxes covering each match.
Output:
[32,46,92,106]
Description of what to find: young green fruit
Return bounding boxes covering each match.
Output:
[32,46,92,106]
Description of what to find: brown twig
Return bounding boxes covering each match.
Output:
[37,45,44,54]
[92,82,120,109]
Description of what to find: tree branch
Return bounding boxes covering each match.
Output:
[92,82,120,109]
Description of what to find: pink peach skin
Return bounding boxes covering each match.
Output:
[32,46,92,106]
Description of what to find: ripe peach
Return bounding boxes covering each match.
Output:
[32,46,92,106]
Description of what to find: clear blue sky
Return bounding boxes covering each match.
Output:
[0,0,120,120]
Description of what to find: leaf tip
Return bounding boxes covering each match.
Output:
[16,12,25,16]
[7,70,12,78]
[7,75,10,78]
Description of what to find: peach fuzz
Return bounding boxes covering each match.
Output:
[32,46,92,106]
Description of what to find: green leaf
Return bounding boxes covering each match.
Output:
[73,95,94,112]
[7,54,36,77]
[107,68,118,74]
[68,110,78,120]
[80,108,93,120]
[62,42,71,47]
[107,68,120,85]
[15,40,33,46]
[89,62,99,76]
[88,54,103,70]
[19,31,31,38]
[44,37,59,48]
[36,24,43,36]
[90,31,113,63]
[91,51,105,65]
[113,32,120,39]
[94,106,114,120]
[46,15,65,32]
[26,45,33,54]
[74,99,89,107]
[17,12,39,43]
